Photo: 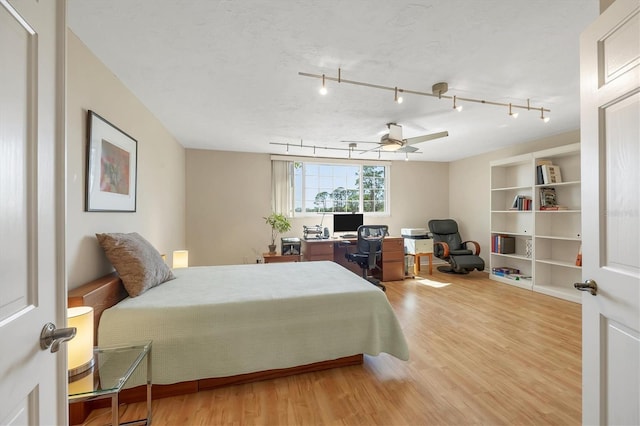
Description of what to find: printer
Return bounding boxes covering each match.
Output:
[401,228,430,238]
[401,228,433,254]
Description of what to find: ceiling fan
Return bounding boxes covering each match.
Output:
[344,123,449,153]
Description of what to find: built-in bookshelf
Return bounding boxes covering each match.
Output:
[489,143,581,303]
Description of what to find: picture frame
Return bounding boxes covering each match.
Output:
[85,110,138,212]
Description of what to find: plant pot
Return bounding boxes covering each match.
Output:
[268,244,277,254]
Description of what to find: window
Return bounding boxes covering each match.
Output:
[292,161,389,215]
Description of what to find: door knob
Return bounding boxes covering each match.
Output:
[574,279,598,296]
[40,323,76,353]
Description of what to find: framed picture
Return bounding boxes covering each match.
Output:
[85,110,138,212]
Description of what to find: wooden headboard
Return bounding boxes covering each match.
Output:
[68,272,128,345]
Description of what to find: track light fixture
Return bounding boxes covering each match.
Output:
[540,107,550,123]
[269,140,420,158]
[299,68,550,120]
[508,103,519,119]
[319,74,327,95]
[453,95,462,112]
[394,87,403,104]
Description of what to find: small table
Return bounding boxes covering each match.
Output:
[409,253,433,276]
[68,341,152,425]
[262,253,301,263]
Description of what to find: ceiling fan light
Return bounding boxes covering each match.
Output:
[381,143,401,152]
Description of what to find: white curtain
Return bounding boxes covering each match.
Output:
[271,160,293,217]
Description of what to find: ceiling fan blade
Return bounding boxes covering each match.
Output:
[396,145,420,153]
[340,140,380,145]
[358,145,383,155]
[404,131,449,145]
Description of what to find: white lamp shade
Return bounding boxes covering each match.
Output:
[173,250,189,268]
[67,306,94,375]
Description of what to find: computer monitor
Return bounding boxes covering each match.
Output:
[333,213,364,234]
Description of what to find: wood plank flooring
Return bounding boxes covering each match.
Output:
[80,271,581,425]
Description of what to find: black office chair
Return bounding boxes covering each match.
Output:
[428,219,485,274]
[344,225,388,291]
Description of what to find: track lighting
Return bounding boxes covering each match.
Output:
[540,107,550,123]
[453,95,462,112]
[300,69,550,119]
[394,87,403,104]
[319,74,327,95]
[509,103,519,119]
[269,140,419,159]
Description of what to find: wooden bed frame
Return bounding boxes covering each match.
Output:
[67,273,364,424]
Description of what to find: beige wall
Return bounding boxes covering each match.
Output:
[449,129,580,268]
[186,149,449,266]
[600,0,615,13]
[66,30,186,289]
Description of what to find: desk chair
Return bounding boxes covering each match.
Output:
[428,219,484,274]
[344,225,388,291]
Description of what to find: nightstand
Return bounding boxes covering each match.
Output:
[68,341,152,425]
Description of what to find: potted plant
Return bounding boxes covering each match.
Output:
[264,213,292,254]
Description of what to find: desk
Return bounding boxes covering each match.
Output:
[301,237,405,282]
[69,341,152,425]
[263,253,301,263]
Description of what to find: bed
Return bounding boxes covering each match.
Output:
[68,248,409,423]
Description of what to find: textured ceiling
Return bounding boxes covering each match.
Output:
[67,0,598,162]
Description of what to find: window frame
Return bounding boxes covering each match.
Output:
[286,157,391,218]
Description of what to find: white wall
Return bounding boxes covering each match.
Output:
[185,149,449,266]
[66,30,186,289]
[449,130,580,267]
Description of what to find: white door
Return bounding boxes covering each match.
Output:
[0,0,66,425]
[579,0,640,424]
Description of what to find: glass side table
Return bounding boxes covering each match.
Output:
[68,341,152,425]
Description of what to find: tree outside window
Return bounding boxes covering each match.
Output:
[293,162,388,215]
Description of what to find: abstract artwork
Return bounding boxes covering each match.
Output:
[86,111,137,212]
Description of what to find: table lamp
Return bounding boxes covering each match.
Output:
[67,306,94,378]
[173,250,189,268]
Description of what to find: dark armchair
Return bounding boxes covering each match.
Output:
[428,219,485,274]
[344,225,388,291]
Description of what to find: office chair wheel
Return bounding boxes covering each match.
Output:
[366,278,386,291]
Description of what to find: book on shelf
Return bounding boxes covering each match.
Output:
[536,159,553,184]
[576,244,582,266]
[510,195,532,211]
[540,205,569,210]
[541,164,562,184]
[539,187,557,207]
[492,235,516,254]
[491,266,520,277]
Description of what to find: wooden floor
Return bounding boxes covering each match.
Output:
[81,271,582,425]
